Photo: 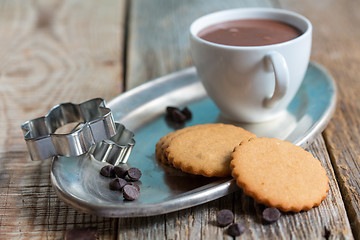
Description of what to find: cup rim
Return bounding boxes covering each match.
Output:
[190,7,312,50]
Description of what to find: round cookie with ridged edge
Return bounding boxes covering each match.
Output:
[230,137,329,212]
[155,125,208,164]
[155,133,174,164]
[166,123,256,177]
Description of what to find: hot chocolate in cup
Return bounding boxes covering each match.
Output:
[190,8,312,123]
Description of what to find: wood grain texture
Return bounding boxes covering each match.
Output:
[277,1,360,238]
[0,0,125,153]
[0,153,117,240]
[0,0,125,239]
[120,0,354,239]
[125,0,280,89]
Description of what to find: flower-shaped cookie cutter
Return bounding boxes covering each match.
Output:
[21,98,135,165]
[89,122,135,165]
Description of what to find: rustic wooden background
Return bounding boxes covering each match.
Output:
[0,0,359,239]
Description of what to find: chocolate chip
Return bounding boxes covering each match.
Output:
[216,209,234,227]
[166,106,187,123]
[171,109,187,123]
[127,182,140,191]
[65,227,98,240]
[262,207,281,223]
[100,165,115,178]
[127,167,142,181]
[166,106,178,114]
[227,223,245,237]
[109,178,127,190]
[114,166,127,178]
[123,185,140,200]
[181,107,192,120]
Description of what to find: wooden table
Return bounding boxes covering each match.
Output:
[0,0,358,239]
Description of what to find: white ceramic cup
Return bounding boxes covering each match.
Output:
[190,8,312,122]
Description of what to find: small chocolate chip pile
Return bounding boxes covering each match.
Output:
[216,209,244,237]
[166,106,192,124]
[100,165,142,201]
[216,207,281,237]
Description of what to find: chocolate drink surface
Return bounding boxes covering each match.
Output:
[198,19,302,46]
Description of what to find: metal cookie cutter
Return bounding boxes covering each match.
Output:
[21,98,135,165]
[89,122,135,165]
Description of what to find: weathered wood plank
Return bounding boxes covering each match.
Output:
[0,0,125,238]
[125,0,280,89]
[0,153,117,240]
[0,0,125,153]
[122,0,353,239]
[276,1,360,238]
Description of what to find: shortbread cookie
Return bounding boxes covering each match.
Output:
[155,134,172,163]
[155,125,205,164]
[230,137,329,212]
[166,123,256,177]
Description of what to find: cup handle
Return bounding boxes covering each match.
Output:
[263,52,289,108]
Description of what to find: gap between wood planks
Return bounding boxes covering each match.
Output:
[122,0,131,92]
[322,131,359,239]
